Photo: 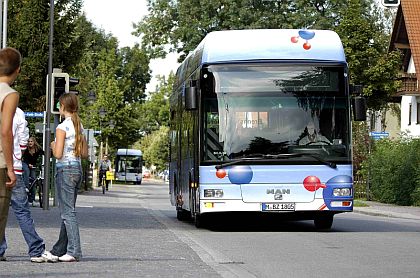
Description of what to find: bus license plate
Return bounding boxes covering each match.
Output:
[262,203,295,211]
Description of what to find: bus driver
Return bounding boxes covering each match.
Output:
[298,120,331,146]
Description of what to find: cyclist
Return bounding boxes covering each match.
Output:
[98,155,111,191]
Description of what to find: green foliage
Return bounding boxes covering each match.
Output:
[136,126,169,172]
[135,0,350,60]
[133,75,173,169]
[362,138,420,206]
[334,0,401,110]
[352,120,371,174]
[8,0,84,111]
[136,74,173,134]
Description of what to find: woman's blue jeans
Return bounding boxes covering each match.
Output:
[22,162,36,203]
[0,175,45,257]
[51,162,82,259]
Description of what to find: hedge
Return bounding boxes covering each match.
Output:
[360,138,420,206]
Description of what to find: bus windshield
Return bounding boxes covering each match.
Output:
[202,64,350,163]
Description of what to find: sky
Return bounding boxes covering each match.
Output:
[82,0,179,92]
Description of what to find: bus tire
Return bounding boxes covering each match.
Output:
[314,214,334,231]
[176,209,190,221]
[194,214,205,228]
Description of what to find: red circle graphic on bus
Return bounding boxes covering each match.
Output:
[216,168,227,179]
[303,176,326,192]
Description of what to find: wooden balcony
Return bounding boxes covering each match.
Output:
[396,73,420,96]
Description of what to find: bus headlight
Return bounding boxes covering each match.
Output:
[333,188,351,197]
[204,189,224,198]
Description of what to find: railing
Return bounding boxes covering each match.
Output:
[354,174,369,200]
[397,73,419,95]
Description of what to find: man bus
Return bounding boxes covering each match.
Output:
[114,149,143,184]
[169,29,366,229]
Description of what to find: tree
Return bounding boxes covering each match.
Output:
[135,0,350,60]
[136,74,173,134]
[7,0,84,111]
[136,126,169,172]
[335,0,401,110]
[118,45,151,103]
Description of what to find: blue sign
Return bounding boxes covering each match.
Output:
[369,131,389,140]
[24,112,44,118]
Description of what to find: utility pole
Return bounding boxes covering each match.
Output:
[1,0,7,48]
[43,0,55,210]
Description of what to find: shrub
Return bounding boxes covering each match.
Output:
[363,138,420,206]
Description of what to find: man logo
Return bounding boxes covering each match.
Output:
[266,189,290,200]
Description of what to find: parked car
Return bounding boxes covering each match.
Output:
[142,170,151,179]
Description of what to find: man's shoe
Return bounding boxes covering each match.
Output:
[58,254,78,262]
[42,251,59,263]
[0,255,6,261]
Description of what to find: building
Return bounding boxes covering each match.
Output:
[389,0,420,137]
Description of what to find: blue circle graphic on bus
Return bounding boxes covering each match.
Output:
[323,175,353,209]
[291,30,316,50]
[228,165,253,184]
[298,30,315,40]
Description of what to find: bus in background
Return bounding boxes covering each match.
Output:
[115,149,143,184]
[169,29,366,229]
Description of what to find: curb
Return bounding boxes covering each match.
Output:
[353,207,420,220]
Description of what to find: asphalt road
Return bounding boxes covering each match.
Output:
[2,179,420,278]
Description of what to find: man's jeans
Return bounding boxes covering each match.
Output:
[0,175,45,257]
[51,162,82,259]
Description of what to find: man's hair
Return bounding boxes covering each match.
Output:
[0,47,22,76]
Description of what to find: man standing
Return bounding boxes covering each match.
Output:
[0,47,20,258]
[0,107,50,262]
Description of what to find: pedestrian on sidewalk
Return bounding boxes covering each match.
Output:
[0,107,55,263]
[22,136,44,206]
[0,47,20,261]
[49,93,88,262]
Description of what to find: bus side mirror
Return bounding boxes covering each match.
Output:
[185,85,197,110]
[353,96,367,121]
[350,85,366,121]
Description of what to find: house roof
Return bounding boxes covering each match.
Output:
[390,0,420,77]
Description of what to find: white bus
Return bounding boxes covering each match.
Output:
[169,29,366,229]
[115,149,143,184]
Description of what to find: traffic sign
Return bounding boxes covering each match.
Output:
[24,111,44,118]
[369,131,389,140]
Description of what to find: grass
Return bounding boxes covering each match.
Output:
[353,199,369,207]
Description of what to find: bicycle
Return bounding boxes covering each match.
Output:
[101,173,106,194]
[98,170,109,194]
[28,174,43,208]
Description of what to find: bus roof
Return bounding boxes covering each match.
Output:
[203,29,345,63]
[116,149,142,156]
[175,29,346,87]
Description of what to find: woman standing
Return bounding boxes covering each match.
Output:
[48,93,87,262]
[22,137,44,205]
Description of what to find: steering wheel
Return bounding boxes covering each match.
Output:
[305,140,332,146]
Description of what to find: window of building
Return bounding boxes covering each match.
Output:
[409,103,412,125]
[417,103,420,124]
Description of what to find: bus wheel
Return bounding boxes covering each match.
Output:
[176,208,190,221]
[314,214,334,231]
[194,214,205,228]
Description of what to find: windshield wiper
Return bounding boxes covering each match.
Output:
[215,153,336,169]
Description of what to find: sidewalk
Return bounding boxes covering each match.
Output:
[353,201,420,220]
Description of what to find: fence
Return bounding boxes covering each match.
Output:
[354,174,369,200]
